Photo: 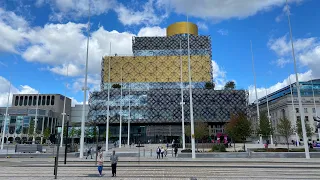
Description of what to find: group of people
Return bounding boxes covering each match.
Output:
[156,145,178,159]
[96,147,119,177]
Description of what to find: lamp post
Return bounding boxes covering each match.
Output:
[187,16,195,159]
[265,88,274,145]
[286,0,310,159]
[80,1,91,158]
[289,77,300,146]
[1,79,11,150]
[179,40,186,150]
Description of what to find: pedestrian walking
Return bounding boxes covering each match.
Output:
[110,150,118,177]
[156,147,161,159]
[174,146,178,157]
[164,147,167,157]
[160,147,164,159]
[97,146,104,176]
[86,147,93,159]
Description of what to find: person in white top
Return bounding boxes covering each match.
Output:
[97,146,104,176]
[160,147,164,159]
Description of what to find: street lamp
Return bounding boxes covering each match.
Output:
[179,40,186,150]
[60,64,69,147]
[32,93,40,144]
[285,0,310,159]
[265,88,274,145]
[289,77,300,146]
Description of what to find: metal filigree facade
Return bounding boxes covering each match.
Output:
[88,89,248,124]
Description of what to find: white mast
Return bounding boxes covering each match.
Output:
[265,88,274,145]
[180,40,186,150]
[106,42,111,152]
[119,65,123,148]
[127,83,131,146]
[289,77,300,146]
[1,78,11,149]
[79,1,90,158]
[60,64,69,147]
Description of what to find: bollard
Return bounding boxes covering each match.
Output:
[53,156,57,175]
[172,148,173,157]
[143,149,145,157]
[150,149,152,157]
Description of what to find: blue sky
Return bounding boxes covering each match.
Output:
[0,0,320,106]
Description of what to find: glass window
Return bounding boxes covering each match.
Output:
[24,96,28,106]
[10,116,16,124]
[19,96,23,106]
[304,108,308,113]
[297,116,301,121]
[313,108,316,113]
[296,108,299,113]
[28,96,32,106]
[15,116,23,134]
[15,96,19,106]
[305,116,309,121]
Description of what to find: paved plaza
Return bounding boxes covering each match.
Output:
[1,157,320,180]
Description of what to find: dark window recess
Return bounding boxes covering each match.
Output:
[42,96,45,105]
[51,96,55,105]
[15,96,19,106]
[19,96,23,106]
[46,96,50,105]
[38,96,41,106]
[24,96,28,106]
[33,96,37,106]
[28,96,32,106]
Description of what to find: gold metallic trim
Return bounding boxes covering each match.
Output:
[166,22,198,36]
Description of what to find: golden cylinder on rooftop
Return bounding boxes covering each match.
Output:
[166,22,198,37]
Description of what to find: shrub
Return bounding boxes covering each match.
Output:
[181,149,192,153]
[211,144,226,152]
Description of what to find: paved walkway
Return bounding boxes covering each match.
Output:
[1,161,320,180]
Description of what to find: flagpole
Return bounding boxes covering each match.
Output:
[1,78,11,149]
[60,64,69,147]
[250,41,260,141]
[80,1,90,159]
[286,0,309,159]
[187,16,196,159]
[179,40,186,150]
[265,88,274,145]
[119,65,123,148]
[127,83,131,146]
[289,77,300,146]
[32,93,39,144]
[106,42,111,152]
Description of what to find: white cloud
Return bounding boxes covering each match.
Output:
[115,0,165,26]
[0,8,29,53]
[248,70,313,103]
[70,97,83,107]
[49,0,115,21]
[211,60,226,90]
[217,29,228,36]
[196,22,208,31]
[137,26,166,37]
[0,76,38,107]
[268,35,320,76]
[273,58,290,68]
[156,0,304,21]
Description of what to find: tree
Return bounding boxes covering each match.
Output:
[43,128,51,141]
[204,82,215,89]
[224,81,236,90]
[225,112,252,150]
[112,84,121,88]
[185,121,209,151]
[277,117,294,151]
[296,119,313,139]
[28,119,35,137]
[258,112,273,139]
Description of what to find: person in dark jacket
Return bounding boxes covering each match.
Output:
[174,146,178,157]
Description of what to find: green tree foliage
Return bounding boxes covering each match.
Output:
[185,121,209,140]
[277,117,294,151]
[28,119,35,137]
[258,112,273,138]
[43,128,51,140]
[296,119,313,138]
[103,128,111,139]
[204,82,215,89]
[225,112,252,150]
[224,81,236,90]
[112,84,121,88]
